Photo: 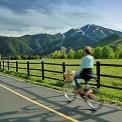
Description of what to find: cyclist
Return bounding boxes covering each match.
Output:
[74,46,95,98]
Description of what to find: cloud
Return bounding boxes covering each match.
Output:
[1,0,121,36]
[0,0,94,11]
[0,0,102,36]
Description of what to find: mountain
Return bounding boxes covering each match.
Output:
[96,34,122,46]
[79,24,122,41]
[0,24,122,56]
[0,36,33,56]
[61,24,122,49]
[23,33,63,55]
[64,24,122,42]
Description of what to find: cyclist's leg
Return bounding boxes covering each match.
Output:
[83,70,92,94]
[74,72,82,93]
[84,80,89,93]
[74,72,81,89]
[74,72,85,97]
[84,79,96,99]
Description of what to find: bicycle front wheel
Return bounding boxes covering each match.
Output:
[63,82,76,102]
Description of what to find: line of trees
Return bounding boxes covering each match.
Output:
[2,55,42,60]
[49,45,122,59]
[1,44,122,60]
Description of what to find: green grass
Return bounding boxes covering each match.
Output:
[1,59,122,105]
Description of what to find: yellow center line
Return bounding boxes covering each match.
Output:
[0,83,80,122]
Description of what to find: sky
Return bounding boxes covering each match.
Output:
[0,0,122,37]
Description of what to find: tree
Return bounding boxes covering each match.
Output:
[115,44,122,59]
[60,46,67,59]
[75,49,83,59]
[51,51,61,59]
[21,55,28,60]
[14,55,21,60]
[94,46,103,59]
[34,55,40,59]
[0,54,1,60]
[101,46,115,59]
[68,49,75,59]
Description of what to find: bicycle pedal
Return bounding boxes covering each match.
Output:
[81,95,88,100]
[88,94,96,100]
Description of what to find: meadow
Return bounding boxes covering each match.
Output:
[1,59,122,105]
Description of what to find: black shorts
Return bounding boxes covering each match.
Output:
[80,68,93,81]
[74,68,93,88]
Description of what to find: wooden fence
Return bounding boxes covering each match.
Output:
[0,60,122,90]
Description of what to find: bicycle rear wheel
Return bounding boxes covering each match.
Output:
[63,82,76,102]
[85,87,102,110]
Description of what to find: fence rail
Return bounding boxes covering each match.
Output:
[0,60,122,90]
[100,64,122,67]
[100,74,122,79]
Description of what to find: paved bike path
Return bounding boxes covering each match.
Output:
[0,75,122,122]
[0,86,68,122]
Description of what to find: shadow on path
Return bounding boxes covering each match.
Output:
[0,77,121,122]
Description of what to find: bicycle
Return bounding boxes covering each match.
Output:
[63,71,102,110]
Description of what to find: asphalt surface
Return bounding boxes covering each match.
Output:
[0,75,122,122]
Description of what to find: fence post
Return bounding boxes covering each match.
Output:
[27,61,30,78]
[41,61,44,80]
[16,61,18,74]
[96,61,100,88]
[62,62,66,80]
[3,60,4,70]
[62,62,66,73]
[7,61,9,71]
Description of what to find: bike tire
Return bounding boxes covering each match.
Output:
[85,86,102,110]
[63,82,76,102]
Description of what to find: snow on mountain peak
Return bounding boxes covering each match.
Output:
[63,24,122,41]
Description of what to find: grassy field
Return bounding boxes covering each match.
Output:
[1,59,122,105]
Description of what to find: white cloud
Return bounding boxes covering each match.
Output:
[0,4,102,37]
[0,0,122,36]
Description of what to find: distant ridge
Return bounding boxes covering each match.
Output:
[0,24,122,56]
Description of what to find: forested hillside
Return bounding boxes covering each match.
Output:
[0,24,122,57]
